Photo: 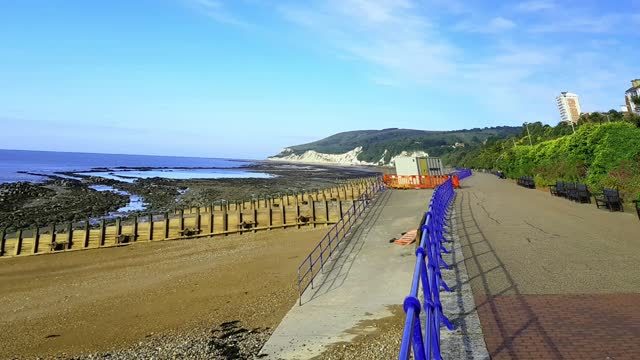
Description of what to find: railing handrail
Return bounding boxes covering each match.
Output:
[450,168,472,181]
[297,176,385,305]
[399,168,472,360]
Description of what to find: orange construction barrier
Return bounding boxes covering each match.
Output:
[451,175,460,188]
[383,175,459,189]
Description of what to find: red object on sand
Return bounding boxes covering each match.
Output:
[394,229,417,245]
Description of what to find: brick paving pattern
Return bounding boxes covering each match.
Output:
[475,294,640,360]
[455,173,640,360]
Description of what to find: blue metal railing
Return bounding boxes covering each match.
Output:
[297,176,386,305]
[398,175,459,360]
[451,168,472,181]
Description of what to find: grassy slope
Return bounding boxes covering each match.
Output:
[276,127,521,163]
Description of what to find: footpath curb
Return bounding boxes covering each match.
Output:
[439,204,490,360]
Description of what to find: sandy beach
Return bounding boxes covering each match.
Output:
[0,227,327,359]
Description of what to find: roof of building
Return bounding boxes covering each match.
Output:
[626,86,640,93]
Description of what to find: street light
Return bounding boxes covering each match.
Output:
[523,122,533,146]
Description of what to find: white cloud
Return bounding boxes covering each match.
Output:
[453,16,516,33]
[184,0,639,124]
[186,0,250,27]
[529,14,625,33]
[488,17,517,31]
[279,0,458,84]
[514,0,556,12]
[327,0,414,24]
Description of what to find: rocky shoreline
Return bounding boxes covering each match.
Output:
[0,162,378,232]
[48,321,270,360]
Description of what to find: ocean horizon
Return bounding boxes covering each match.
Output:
[0,149,263,183]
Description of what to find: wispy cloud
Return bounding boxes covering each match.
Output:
[514,0,557,12]
[529,14,625,33]
[183,0,640,123]
[279,0,458,84]
[453,16,516,33]
[187,0,250,28]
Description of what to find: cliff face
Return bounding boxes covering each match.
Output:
[268,146,429,166]
[268,147,370,165]
[269,127,521,166]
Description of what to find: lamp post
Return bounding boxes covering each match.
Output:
[523,122,533,146]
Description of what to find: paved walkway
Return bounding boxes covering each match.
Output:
[259,189,428,359]
[457,173,640,360]
[260,187,489,359]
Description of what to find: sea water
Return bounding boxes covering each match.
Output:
[0,149,270,183]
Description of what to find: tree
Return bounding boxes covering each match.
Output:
[607,109,624,122]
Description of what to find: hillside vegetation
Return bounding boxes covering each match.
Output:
[275,127,521,164]
[448,111,640,202]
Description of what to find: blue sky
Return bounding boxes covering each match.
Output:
[1,0,639,159]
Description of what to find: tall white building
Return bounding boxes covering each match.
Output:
[556,92,582,124]
[625,79,640,114]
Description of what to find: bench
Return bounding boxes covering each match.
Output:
[633,200,640,220]
[595,189,624,212]
[517,176,535,189]
[549,181,566,197]
[179,228,201,236]
[565,182,576,200]
[572,184,591,203]
[236,221,255,230]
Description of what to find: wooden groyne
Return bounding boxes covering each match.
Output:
[0,177,383,258]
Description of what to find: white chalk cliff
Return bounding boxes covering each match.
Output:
[268,147,429,166]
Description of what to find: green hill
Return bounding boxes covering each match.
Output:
[273,126,521,164]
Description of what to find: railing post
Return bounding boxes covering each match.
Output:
[0,228,5,256]
[33,225,41,254]
[163,212,170,239]
[319,243,324,273]
[67,222,73,249]
[14,229,23,256]
[309,256,314,289]
[298,269,302,306]
[209,205,215,234]
[195,207,201,233]
[83,220,90,248]
[132,215,138,241]
[149,214,154,240]
[115,218,121,241]
[99,220,105,246]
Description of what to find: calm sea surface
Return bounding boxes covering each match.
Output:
[0,149,266,183]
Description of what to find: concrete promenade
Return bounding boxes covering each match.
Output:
[260,187,489,359]
[260,189,430,359]
[457,173,640,359]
